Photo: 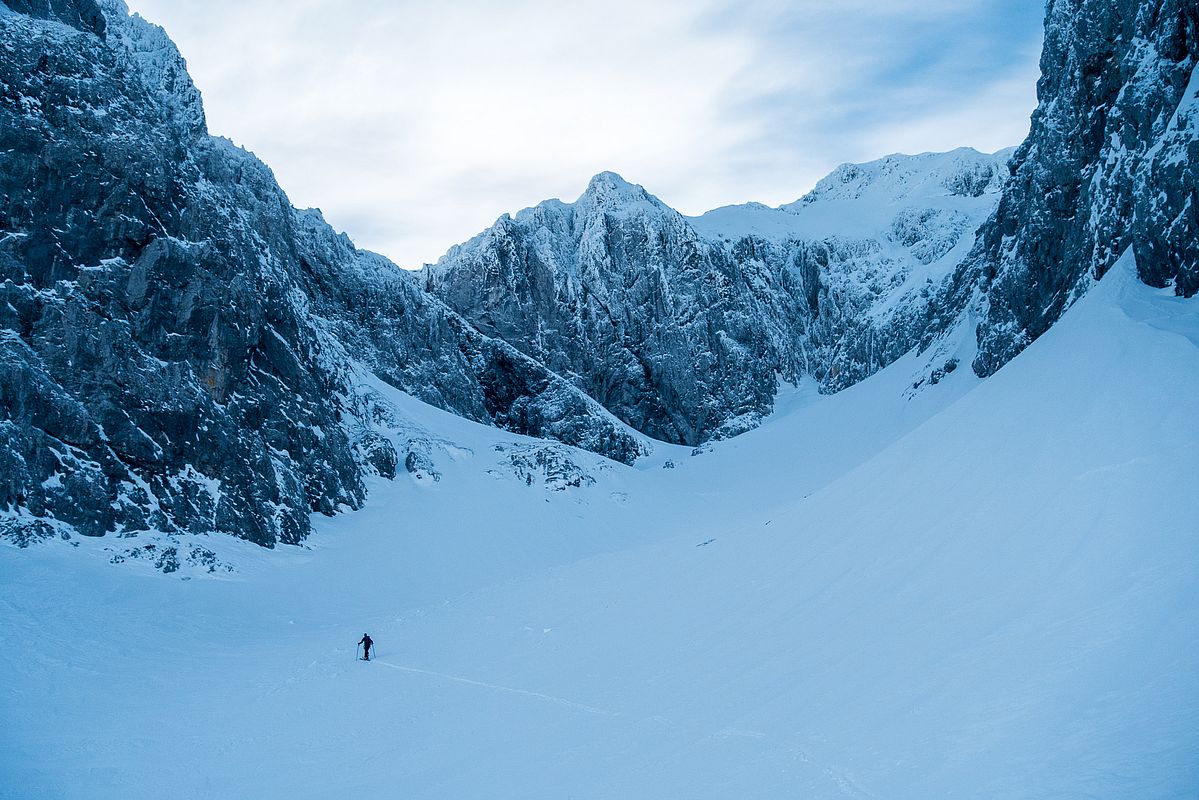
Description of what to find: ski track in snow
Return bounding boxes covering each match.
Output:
[369,661,881,797]
[372,660,617,717]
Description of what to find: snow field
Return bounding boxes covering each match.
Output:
[1,253,1196,798]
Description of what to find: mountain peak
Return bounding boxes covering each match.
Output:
[576,171,669,216]
[585,170,638,193]
[781,147,1013,210]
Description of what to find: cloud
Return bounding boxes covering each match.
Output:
[126,0,1045,267]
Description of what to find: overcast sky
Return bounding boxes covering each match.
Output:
[125,0,1046,268]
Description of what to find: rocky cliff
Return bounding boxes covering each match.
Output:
[0,0,642,547]
[2,0,1195,548]
[425,150,1010,444]
[426,0,1198,441]
[967,0,1198,375]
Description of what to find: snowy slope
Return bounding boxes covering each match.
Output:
[691,147,1012,245]
[2,252,1196,799]
[691,147,1013,322]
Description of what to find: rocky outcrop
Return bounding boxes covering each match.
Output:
[425,173,786,444]
[425,151,1010,444]
[0,0,642,547]
[967,0,1198,375]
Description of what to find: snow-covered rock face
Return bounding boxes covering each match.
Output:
[965,0,1198,376]
[426,173,777,444]
[427,0,1199,439]
[425,148,1011,444]
[3,0,1195,546]
[0,1,643,547]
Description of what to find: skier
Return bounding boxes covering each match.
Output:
[358,633,374,661]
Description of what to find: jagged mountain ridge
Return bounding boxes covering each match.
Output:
[0,0,1195,549]
[0,0,643,547]
[424,149,1012,445]
[426,0,1199,441]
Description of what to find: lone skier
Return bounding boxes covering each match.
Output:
[358,633,374,661]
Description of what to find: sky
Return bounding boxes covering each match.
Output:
[124,0,1046,268]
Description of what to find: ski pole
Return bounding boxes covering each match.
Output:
[356,643,361,661]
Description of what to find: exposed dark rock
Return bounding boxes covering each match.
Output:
[500,443,600,491]
[3,0,106,36]
[0,0,642,547]
[966,0,1198,376]
[425,153,1009,444]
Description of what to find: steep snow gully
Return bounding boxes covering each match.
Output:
[3,254,1197,798]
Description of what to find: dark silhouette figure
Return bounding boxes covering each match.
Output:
[359,633,373,661]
